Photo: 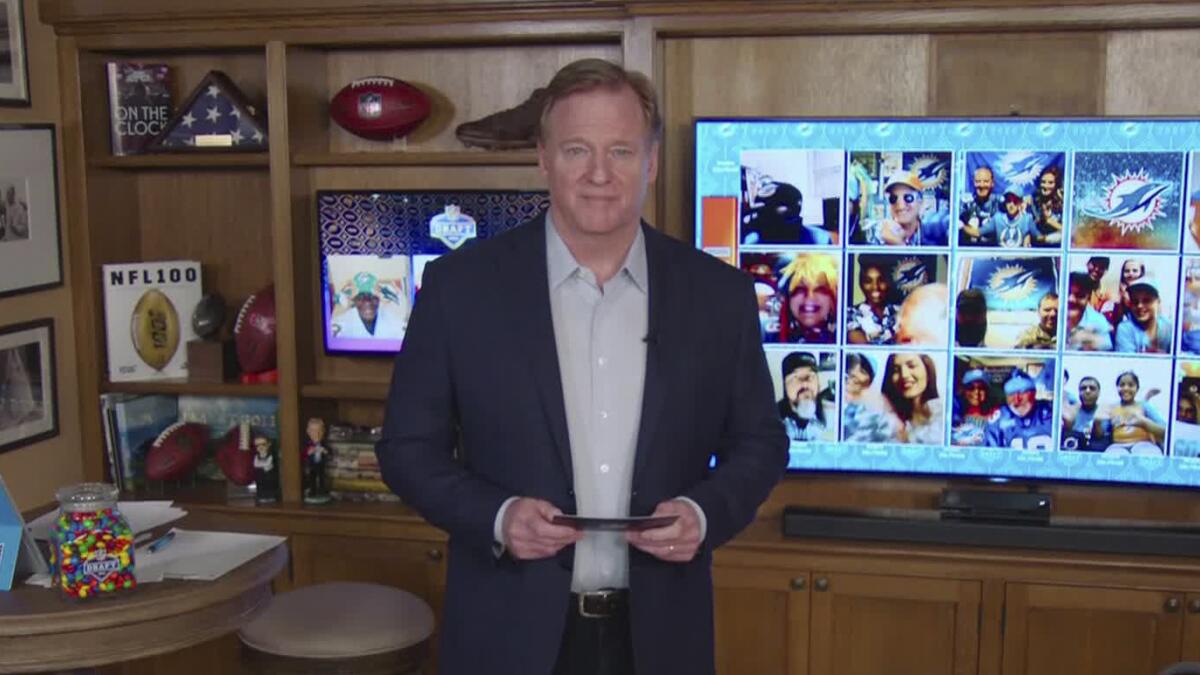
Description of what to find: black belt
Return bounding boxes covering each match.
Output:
[570,589,629,619]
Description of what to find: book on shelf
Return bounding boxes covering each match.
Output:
[105,62,173,156]
[325,424,393,502]
[102,260,202,383]
[102,393,180,491]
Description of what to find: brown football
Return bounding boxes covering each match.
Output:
[130,288,181,371]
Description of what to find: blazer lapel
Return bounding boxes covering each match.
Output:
[500,215,574,489]
[632,224,678,489]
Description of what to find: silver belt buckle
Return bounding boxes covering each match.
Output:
[578,589,615,618]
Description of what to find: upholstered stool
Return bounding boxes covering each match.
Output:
[238,581,435,675]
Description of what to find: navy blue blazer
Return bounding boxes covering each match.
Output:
[377,213,788,675]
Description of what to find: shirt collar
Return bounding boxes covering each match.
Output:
[545,212,648,293]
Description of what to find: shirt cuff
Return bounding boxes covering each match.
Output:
[492,496,520,558]
[676,496,707,542]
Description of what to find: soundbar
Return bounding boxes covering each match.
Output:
[782,506,1200,558]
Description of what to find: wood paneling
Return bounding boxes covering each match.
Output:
[713,566,808,675]
[930,33,1105,116]
[1106,29,1200,115]
[661,33,929,241]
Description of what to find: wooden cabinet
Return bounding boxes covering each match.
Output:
[1002,582,1188,675]
[713,566,809,675]
[809,572,980,675]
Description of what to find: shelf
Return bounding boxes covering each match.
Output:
[89,153,270,169]
[103,381,279,397]
[291,150,538,167]
[301,382,390,400]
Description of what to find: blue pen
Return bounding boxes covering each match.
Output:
[146,531,176,554]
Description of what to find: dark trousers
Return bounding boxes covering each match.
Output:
[553,591,634,675]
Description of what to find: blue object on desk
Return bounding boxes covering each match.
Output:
[146,530,176,554]
[0,476,20,590]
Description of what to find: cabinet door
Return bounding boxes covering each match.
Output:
[1182,593,1200,660]
[1002,582,1184,675]
[713,566,810,675]
[290,534,447,613]
[809,571,981,675]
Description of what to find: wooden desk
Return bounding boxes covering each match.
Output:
[0,544,287,674]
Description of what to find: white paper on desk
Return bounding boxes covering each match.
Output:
[135,528,285,582]
[26,501,187,541]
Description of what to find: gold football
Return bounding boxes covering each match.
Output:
[130,289,181,370]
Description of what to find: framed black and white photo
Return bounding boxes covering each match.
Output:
[0,318,57,454]
[0,125,62,298]
[0,0,29,106]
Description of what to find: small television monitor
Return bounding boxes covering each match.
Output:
[316,189,549,354]
[695,116,1200,489]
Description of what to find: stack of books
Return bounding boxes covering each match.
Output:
[326,425,398,503]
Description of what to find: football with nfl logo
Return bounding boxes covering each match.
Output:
[330,76,431,141]
[130,288,182,371]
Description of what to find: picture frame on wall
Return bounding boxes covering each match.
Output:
[0,318,58,454]
[0,0,29,106]
[0,125,62,298]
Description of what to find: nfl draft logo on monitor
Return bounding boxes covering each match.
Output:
[103,260,202,382]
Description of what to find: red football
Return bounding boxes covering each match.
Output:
[145,422,210,482]
[330,76,431,141]
[234,285,276,375]
[215,422,255,486]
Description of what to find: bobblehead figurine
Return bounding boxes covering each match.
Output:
[252,435,279,504]
[303,417,332,505]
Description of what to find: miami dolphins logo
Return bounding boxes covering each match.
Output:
[1080,168,1172,235]
[987,263,1039,304]
[892,257,928,294]
[909,156,949,191]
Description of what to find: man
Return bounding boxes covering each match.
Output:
[333,271,407,339]
[375,59,788,675]
[984,370,1055,450]
[1065,272,1113,351]
[958,166,1003,246]
[1061,376,1103,450]
[742,181,832,245]
[895,282,949,347]
[1014,292,1058,349]
[980,185,1035,248]
[1115,277,1173,353]
[954,288,988,347]
[777,352,831,442]
[869,171,947,246]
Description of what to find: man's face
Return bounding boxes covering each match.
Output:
[1128,287,1157,325]
[1039,172,1057,196]
[538,85,657,242]
[1006,389,1036,417]
[963,381,987,407]
[354,293,379,321]
[1079,379,1100,407]
[861,267,890,307]
[1004,197,1021,218]
[1067,281,1089,326]
[1086,259,1108,282]
[789,282,834,330]
[1038,296,1058,333]
[888,185,920,228]
[973,168,994,200]
[785,366,819,407]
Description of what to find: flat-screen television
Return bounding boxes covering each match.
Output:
[695,117,1200,489]
[317,189,549,354]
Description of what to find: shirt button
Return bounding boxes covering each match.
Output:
[599,411,609,420]
[598,356,606,367]
[600,464,610,473]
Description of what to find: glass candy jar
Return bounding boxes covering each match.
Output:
[50,483,136,600]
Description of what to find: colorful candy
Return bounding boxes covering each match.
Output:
[50,483,136,600]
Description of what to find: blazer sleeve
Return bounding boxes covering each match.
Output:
[375,260,511,552]
[683,277,789,549]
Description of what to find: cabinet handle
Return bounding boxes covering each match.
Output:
[815,577,830,592]
[1190,599,1200,614]
[790,577,806,591]
[427,549,443,562]
[1166,597,1182,613]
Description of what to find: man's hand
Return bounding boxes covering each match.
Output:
[626,499,703,563]
[501,497,583,560]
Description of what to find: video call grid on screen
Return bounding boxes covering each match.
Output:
[696,118,1200,487]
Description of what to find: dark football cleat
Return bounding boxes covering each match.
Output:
[455,87,549,150]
